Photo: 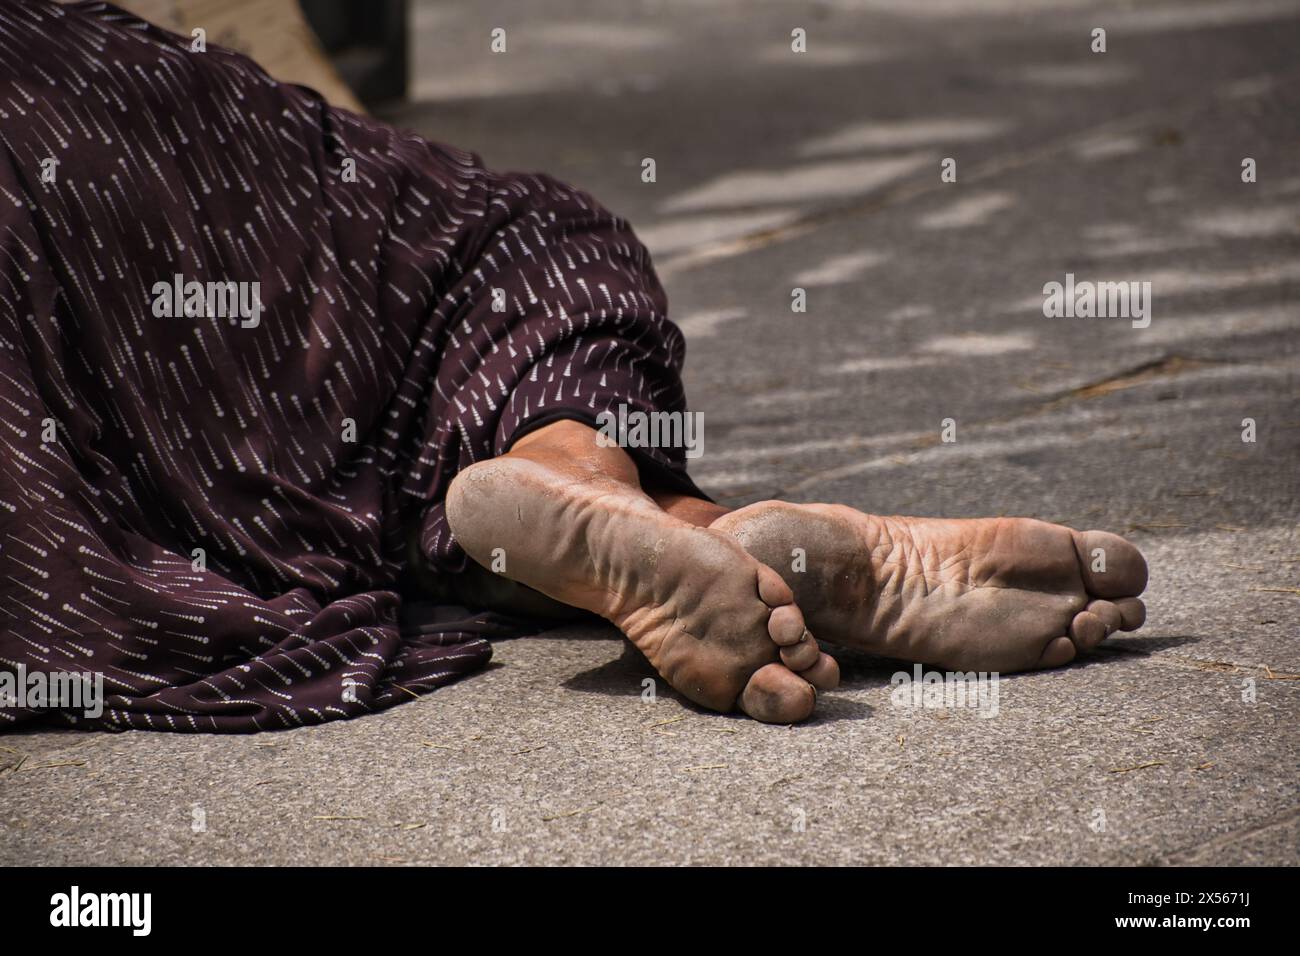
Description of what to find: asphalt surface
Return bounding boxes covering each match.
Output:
[2,0,1297,866]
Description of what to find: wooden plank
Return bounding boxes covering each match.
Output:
[116,0,366,113]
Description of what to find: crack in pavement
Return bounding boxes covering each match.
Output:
[1056,355,1215,404]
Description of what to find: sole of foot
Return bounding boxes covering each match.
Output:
[712,501,1147,673]
[445,460,840,722]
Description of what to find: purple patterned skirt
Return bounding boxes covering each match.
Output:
[0,0,698,731]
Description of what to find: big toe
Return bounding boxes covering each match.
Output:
[738,663,817,723]
[1074,530,1148,598]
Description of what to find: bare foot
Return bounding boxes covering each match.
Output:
[445,459,839,722]
[712,502,1148,673]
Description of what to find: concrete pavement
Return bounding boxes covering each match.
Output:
[2,0,1296,866]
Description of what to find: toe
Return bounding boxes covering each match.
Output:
[767,604,807,646]
[1086,599,1122,634]
[779,630,820,670]
[1069,611,1107,650]
[738,663,817,723]
[1074,530,1149,598]
[800,652,840,691]
[1113,597,1146,631]
[1037,635,1077,668]
[756,563,794,607]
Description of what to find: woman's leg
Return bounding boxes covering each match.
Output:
[645,489,732,527]
[445,419,839,723]
[443,413,1150,721]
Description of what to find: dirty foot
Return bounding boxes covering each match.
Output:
[713,502,1147,672]
[446,461,839,721]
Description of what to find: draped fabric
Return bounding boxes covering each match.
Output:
[0,0,698,731]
